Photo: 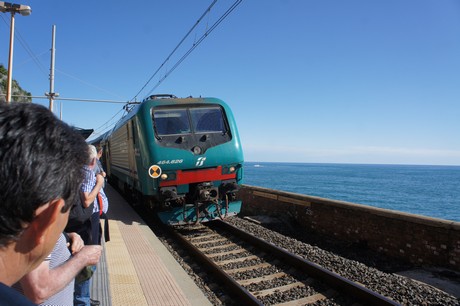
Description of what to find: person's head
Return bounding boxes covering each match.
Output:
[96,145,103,159]
[88,144,98,167]
[0,102,88,282]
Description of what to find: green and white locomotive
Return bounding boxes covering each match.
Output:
[98,95,243,225]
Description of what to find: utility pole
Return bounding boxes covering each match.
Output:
[0,1,32,103]
[6,9,15,103]
[45,25,59,111]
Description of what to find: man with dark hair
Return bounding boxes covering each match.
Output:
[0,102,88,305]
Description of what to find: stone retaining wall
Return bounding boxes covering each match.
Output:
[238,185,460,271]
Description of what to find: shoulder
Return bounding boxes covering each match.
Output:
[0,282,36,305]
[49,234,71,268]
[82,166,94,178]
[81,166,96,191]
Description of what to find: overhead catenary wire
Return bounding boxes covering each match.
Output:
[3,94,128,137]
[2,94,128,104]
[1,13,125,100]
[0,14,48,76]
[131,0,218,102]
[1,94,127,136]
[89,107,126,138]
[56,68,126,100]
[1,1,243,136]
[146,0,243,96]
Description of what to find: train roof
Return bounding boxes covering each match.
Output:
[88,130,110,144]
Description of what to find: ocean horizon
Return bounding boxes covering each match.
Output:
[243,161,460,222]
[246,161,460,167]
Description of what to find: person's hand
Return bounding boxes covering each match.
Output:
[76,245,103,266]
[67,232,84,254]
[96,174,104,186]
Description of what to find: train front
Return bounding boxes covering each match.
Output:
[147,97,243,224]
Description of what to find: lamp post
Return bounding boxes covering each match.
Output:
[0,1,31,103]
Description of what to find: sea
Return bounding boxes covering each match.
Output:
[243,162,460,222]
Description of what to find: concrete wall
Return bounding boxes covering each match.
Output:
[238,185,460,272]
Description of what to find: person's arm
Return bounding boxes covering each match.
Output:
[81,174,104,208]
[96,159,106,178]
[19,245,102,304]
[66,232,84,255]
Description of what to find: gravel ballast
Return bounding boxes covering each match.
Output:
[154,215,459,305]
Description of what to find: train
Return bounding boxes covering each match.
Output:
[92,95,244,225]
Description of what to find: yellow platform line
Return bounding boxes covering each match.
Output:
[105,218,191,306]
[105,219,149,306]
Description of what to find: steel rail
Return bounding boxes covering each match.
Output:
[213,219,400,306]
[167,226,263,306]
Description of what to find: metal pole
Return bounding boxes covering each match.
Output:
[48,25,56,111]
[6,11,15,103]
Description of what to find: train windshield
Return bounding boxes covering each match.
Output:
[190,107,226,133]
[153,105,227,136]
[154,109,190,135]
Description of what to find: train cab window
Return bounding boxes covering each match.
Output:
[153,105,231,152]
[190,106,226,134]
[154,109,191,136]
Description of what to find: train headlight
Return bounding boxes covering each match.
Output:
[192,146,202,155]
[223,165,238,174]
[160,172,176,181]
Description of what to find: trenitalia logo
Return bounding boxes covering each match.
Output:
[195,157,206,167]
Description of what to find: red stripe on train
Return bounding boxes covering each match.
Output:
[159,166,236,187]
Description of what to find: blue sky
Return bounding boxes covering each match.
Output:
[1,0,459,165]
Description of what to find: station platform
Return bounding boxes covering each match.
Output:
[90,185,212,306]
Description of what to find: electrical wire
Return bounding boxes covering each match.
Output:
[131,0,218,102]
[90,107,125,136]
[1,14,124,101]
[1,0,243,135]
[146,0,243,96]
[55,68,126,100]
[0,14,48,76]
[12,95,128,104]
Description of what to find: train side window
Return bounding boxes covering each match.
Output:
[191,106,226,133]
[153,109,191,136]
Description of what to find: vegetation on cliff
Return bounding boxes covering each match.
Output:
[0,64,32,103]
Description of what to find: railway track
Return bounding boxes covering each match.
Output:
[169,220,400,306]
